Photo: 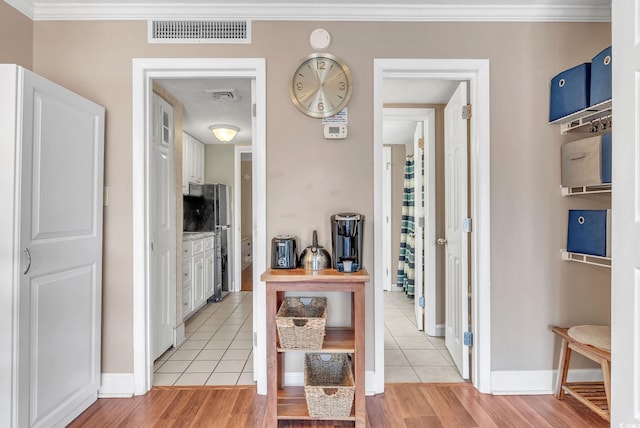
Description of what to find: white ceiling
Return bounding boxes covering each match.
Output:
[155,78,252,145]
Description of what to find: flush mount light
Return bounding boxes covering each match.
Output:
[210,125,239,143]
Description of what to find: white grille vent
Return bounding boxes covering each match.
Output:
[149,20,251,44]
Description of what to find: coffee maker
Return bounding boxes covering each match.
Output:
[330,213,364,271]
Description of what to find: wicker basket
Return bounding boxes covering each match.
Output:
[276,297,327,350]
[304,353,355,418]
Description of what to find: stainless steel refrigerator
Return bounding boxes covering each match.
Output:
[185,183,232,301]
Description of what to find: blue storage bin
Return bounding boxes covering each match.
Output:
[567,209,611,257]
[601,132,612,184]
[549,63,591,122]
[590,46,612,106]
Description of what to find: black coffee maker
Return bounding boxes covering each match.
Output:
[330,213,364,271]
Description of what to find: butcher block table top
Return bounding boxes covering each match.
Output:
[261,268,369,283]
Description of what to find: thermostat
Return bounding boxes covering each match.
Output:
[323,124,348,139]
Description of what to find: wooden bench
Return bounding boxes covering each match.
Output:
[552,326,611,421]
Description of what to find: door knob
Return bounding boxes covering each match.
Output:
[437,238,447,245]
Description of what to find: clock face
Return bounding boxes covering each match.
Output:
[289,53,352,118]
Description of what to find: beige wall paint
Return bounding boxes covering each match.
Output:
[205,144,235,185]
[30,20,611,375]
[0,2,32,69]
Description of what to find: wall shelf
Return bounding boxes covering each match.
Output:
[561,250,611,268]
[549,99,612,134]
[561,184,612,196]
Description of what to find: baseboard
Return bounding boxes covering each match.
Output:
[174,322,186,347]
[98,373,135,398]
[491,369,603,395]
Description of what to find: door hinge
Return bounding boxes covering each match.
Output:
[253,332,258,347]
[252,103,256,117]
[418,296,425,308]
[463,217,472,233]
[462,104,472,120]
[463,331,473,347]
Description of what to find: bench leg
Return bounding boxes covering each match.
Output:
[601,359,611,412]
[555,338,571,399]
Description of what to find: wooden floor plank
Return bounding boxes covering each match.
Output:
[68,383,608,428]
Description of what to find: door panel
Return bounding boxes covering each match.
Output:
[444,81,470,380]
[19,68,104,427]
[413,123,425,331]
[151,94,175,361]
[611,0,640,424]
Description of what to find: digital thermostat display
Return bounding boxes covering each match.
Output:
[323,124,348,139]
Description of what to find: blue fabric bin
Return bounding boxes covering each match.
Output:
[549,63,591,122]
[567,209,611,257]
[590,46,612,106]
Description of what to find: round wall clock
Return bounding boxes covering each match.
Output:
[289,53,353,118]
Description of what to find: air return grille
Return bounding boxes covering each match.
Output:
[149,20,251,44]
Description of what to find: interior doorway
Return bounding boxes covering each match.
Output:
[373,58,492,394]
[132,58,268,396]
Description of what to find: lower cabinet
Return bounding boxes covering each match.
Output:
[183,233,217,321]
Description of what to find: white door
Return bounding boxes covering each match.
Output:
[611,0,639,424]
[413,123,425,331]
[443,82,470,379]
[150,93,175,361]
[18,68,104,427]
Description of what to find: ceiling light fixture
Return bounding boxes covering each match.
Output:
[210,125,239,143]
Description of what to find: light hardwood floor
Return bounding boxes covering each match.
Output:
[69,383,608,427]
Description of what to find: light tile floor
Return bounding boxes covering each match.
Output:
[384,290,465,383]
[153,291,255,386]
[153,289,463,386]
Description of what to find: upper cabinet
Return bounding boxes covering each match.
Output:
[182,132,205,194]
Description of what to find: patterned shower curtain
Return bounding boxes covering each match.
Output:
[397,154,415,297]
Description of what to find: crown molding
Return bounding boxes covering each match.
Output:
[4,1,611,23]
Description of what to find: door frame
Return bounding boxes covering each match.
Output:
[373,59,491,394]
[132,58,267,395]
[234,145,252,294]
[381,108,435,333]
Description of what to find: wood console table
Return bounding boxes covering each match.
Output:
[261,268,369,427]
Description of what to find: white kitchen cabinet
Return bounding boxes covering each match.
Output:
[182,259,193,318]
[0,65,105,427]
[182,132,205,194]
[182,233,216,321]
[192,253,205,309]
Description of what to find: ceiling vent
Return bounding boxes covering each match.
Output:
[148,20,251,44]
[205,89,239,102]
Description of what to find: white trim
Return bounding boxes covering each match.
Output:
[132,58,267,396]
[98,373,135,398]
[491,369,603,396]
[234,145,252,294]
[382,146,391,292]
[373,58,491,395]
[5,1,611,22]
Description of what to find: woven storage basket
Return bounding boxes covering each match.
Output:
[276,297,327,350]
[304,353,355,418]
